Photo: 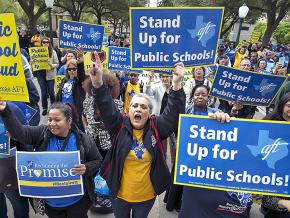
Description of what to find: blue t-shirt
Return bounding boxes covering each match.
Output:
[46,133,83,207]
[61,79,74,105]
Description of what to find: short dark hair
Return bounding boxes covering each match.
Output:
[190,85,210,100]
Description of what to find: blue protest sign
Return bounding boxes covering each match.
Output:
[108,47,130,70]
[0,118,10,155]
[175,115,290,196]
[16,151,84,198]
[128,69,143,74]
[59,20,104,51]
[152,69,172,75]
[130,7,223,69]
[103,33,109,46]
[210,66,286,106]
[25,105,37,122]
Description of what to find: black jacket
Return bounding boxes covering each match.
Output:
[92,84,185,199]
[0,105,102,204]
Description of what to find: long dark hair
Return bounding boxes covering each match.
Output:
[41,37,53,57]
[263,93,290,121]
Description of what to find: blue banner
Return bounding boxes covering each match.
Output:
[108,47,130,70]
[16,151,83,198]
[152,69,172,75]
[210,66,286,106]
[24,105,37,122]
[130,8,223,69]
[59,20,104,51]
[103,33,109,46]
[0,118,10,155]
[175,115,290,196]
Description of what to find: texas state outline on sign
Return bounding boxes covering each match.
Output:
[247,130,289,169]
[186,16,216,48]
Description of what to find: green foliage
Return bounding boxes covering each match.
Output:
[253,22,266,34]
[273,22,290,44]
[254,21,290,44]
[285,34,290,44]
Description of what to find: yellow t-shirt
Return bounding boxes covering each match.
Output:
[233,52,245,68]
[117,129,155,202]
[124,81,140,114]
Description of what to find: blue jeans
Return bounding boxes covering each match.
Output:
[36,70,55,110]
[111,197,155,218]
[0,191,29,218]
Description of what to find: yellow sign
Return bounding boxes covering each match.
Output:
[54,75,65,94]
[0,13,29,102]
[83,46,108,74]
[29,47,50,71]
[237,40,250,48]
[249,31,261,43]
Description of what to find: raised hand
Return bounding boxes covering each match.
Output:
[172,62,185,91]
[0,101,7,111]
[88,51,103,88]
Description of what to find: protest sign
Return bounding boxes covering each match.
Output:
[0,118,10,155]
[249,31,261,43]
[130,7,223,69]
[28,47,50,71]
[103,33,109,46]
[152,69,172,75]
[83,47,108,74]
[59,20,104,51]
[175,115,290,196]
[209,66,286,106]
[237,40,250,48]
[108,47,130,71]
[16,151,84,198]
[54,75,65,94]
[24,105,37,123]
[0,13,29,102]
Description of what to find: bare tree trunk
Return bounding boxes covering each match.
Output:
[97,15,102,25]
[28,17,37,35]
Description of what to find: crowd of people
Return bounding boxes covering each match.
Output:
[0,27,290,218]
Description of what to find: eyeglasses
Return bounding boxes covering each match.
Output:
[67,67,77,72]
[42,41,49,44]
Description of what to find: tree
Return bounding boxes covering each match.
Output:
[0,0,15,13]
[251,0,290,45]
[86,0,116,25]
[16,0,48,34]
[158,0,175,6]
[54,0,87,21]
[254,21,290,44]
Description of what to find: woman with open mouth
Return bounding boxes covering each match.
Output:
[88,53,186,218]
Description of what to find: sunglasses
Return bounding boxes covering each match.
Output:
[130,74,139,78]
[42,41,49,44]
[67,67,77,72]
